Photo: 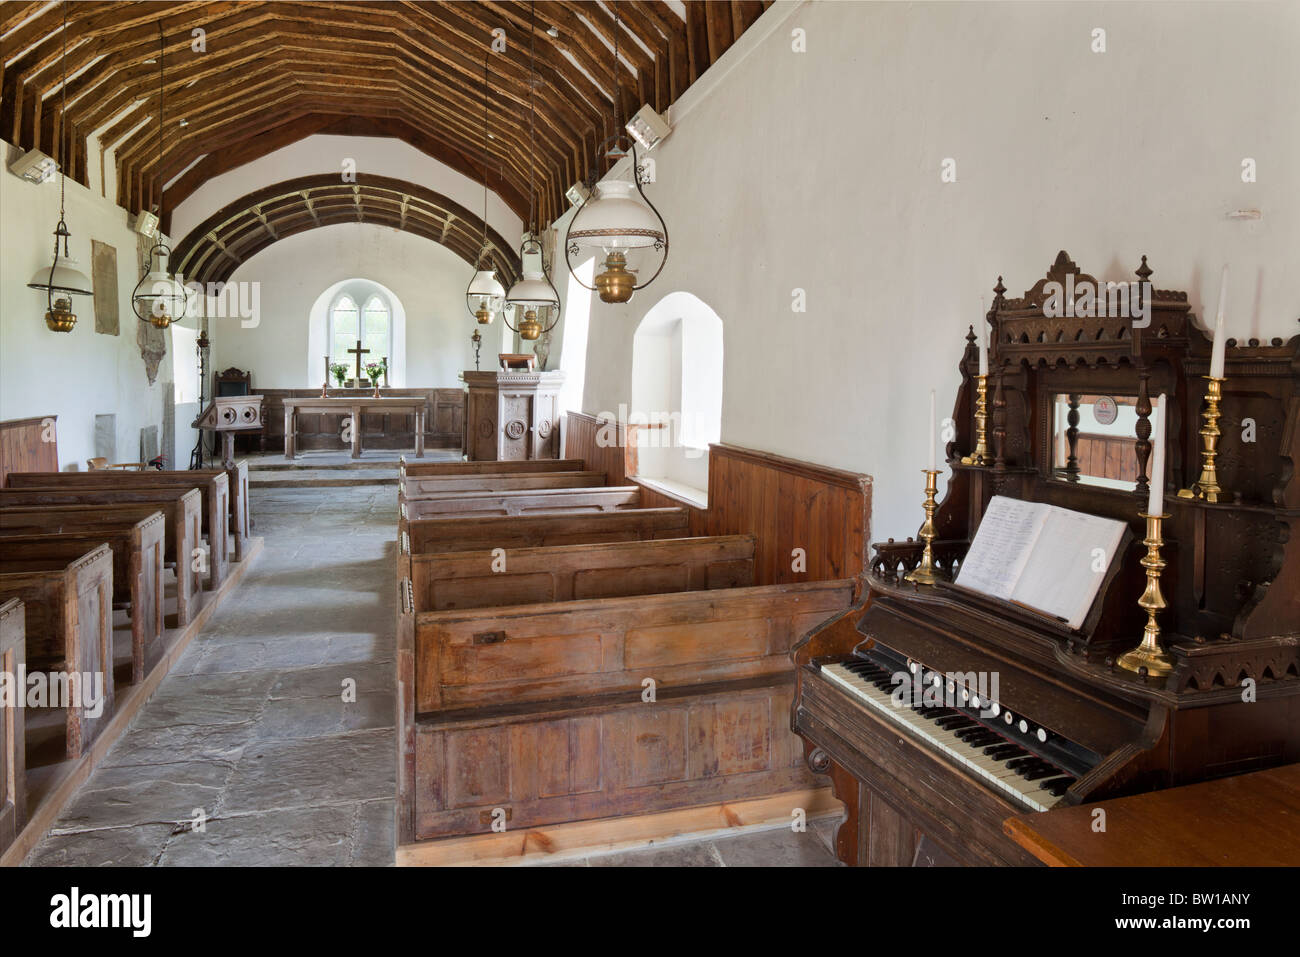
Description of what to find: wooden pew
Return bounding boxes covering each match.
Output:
[0,489,202,625]
[0,546,114,758]
[5,469,232,588]
[0,511,167,683]
[400,457,586,478]
[0,598,26,856]
[409,536,755,612]
[405,509,692,554]
[396,577,852,843]
[400,486,641,522]
[399,508,693,583]
[400,471,607,496]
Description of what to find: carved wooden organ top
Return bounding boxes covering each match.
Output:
[793,251,1300,866]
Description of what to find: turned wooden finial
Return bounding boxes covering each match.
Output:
[1135,254,1152,282]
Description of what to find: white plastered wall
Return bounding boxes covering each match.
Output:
[0,142,178,469]
[552,0,1300,543]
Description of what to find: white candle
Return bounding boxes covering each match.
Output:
[928,389,937,472]
[1147,394,1166,515]
[1209,265,1228,379]
[978,297,989,376]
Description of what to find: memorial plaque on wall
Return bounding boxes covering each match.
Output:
[91,239,119,335]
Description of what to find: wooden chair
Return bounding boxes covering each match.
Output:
[86,457,148,471]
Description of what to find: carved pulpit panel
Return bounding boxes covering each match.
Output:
[462,370,566,462]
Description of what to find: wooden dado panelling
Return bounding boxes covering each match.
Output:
[255,388,464,452]
[563,412,872,592]
[0,415,58,484]
[413,676,811,841]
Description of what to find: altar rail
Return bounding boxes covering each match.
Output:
[563,411,872,594]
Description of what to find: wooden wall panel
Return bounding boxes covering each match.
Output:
[0,415,58,484]
[563,412,872,593]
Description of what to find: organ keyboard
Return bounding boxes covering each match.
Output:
[819,656,1086,812]
[793,252,1300,866]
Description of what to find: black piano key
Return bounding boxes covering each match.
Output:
[1023,766,1062,781]
[937,717,976,730]
[1042,777,1075,796]
[918,707,957,719]
[985,744,1025,758]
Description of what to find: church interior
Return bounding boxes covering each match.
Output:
[1,0,1298,877]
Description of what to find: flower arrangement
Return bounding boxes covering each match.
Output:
[329,362,348,387]
[364,359,387,386]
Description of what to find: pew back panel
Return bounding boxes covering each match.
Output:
[413,579,853,713]
[404,509,691,556]
[5,470,230,589]
[401,487,641,521]
[410,536,756,612]
[0,599,25,854]
[411,675,814,842]
[0,545,114,757]
[0,511,166,683]
[0,492,201,625]
[400,458,586,477]
[401,471,607,496]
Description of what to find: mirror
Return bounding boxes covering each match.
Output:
[1051,393,1161,490]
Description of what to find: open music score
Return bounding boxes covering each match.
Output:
[954,496,1127,629]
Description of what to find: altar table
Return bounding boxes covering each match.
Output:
[281,396,425,460]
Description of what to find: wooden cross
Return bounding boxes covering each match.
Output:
[347,340,370,382]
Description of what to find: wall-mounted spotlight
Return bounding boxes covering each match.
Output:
[626,104,671,152]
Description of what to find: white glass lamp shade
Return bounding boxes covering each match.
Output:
[506,269,560,309]
[137,270,189,313]
[468,270,505,304]
[567,180,664,251]
[27,256,93,297]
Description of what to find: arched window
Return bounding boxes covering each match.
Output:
[328,291,392,374]
[329,294,360,368]
[361,295,391,363]
[630,292,724,500]
[311,279,406,386]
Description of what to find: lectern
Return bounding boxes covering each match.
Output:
[462,369,565,461]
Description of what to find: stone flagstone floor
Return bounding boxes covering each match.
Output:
[25,481,842,867]
[26,484,399,866]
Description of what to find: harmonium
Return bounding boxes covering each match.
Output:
[794,251,1300,866]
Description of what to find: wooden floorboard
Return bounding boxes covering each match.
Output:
[396,787,840,867]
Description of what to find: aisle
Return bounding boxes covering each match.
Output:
[25,484,399,866]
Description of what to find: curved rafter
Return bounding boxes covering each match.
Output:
[0,1,770,230]
[170,172,522,286]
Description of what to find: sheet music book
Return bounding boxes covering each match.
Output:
[954,496,1127,629]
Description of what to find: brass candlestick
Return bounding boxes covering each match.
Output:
[905,469,946,585]
[1117,512,1174,677]
[960,374,990,466]
[1178,376,1225,503]
[321,355,330,398]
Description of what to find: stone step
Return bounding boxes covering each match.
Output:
[249,470,398,487]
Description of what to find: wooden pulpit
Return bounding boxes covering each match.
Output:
[462,370,565,461]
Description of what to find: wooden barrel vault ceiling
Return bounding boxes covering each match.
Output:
[170,172,523,285]
[0,0,773,237]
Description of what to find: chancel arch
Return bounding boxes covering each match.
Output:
[171,173,520,289]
